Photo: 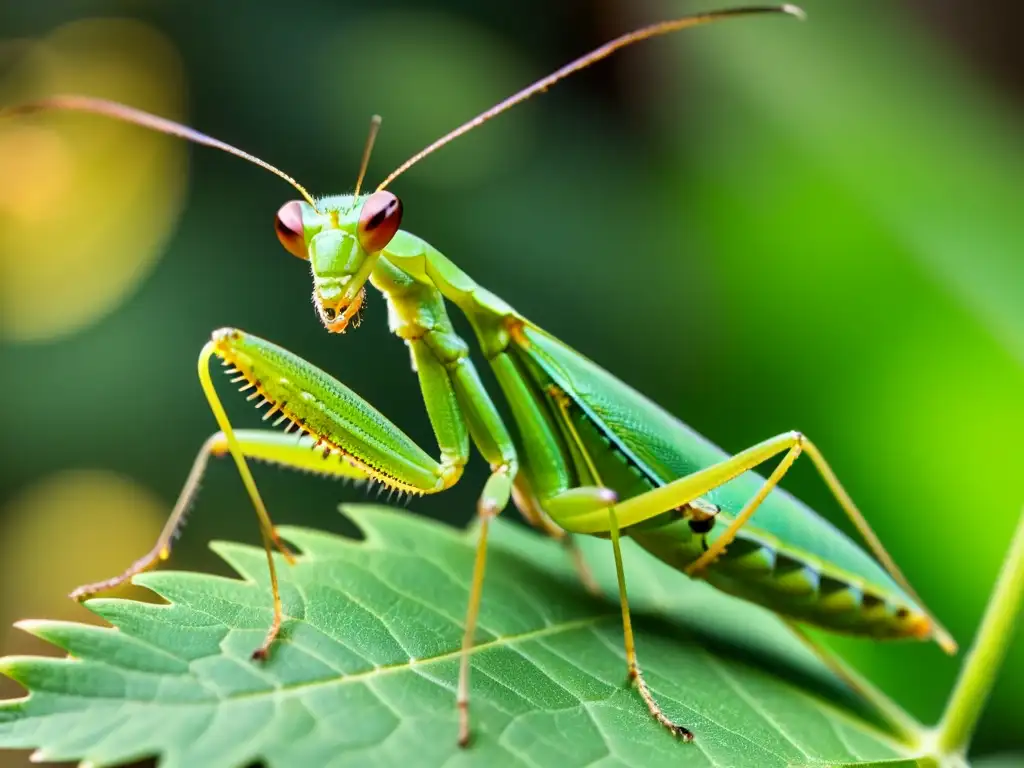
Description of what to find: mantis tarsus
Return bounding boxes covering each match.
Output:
[4,3,958,747]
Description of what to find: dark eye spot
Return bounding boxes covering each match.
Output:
[366,203,392,230]
[357,190,403,252]
[323,307,336,320]
[689,516,715,535]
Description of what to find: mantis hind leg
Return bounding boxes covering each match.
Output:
[569,430,955,653]
[487,354,695,738]
[607,506,693,740]
[539,383,694,739]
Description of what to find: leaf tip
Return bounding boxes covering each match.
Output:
[781,4,807,23]
[29,747,60,764]
[207,539,252,562]
[11,619,45,635]
[0,655,42,685]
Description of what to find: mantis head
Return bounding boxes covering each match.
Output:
[274,191,403,333]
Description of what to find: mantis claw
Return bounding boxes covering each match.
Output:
[629,665,694,741]
[457,700,471,748]
[68,547,165,602]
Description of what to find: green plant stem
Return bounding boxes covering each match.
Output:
[934,505,1024,756]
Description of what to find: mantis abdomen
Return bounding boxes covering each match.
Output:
[504,323,934,642]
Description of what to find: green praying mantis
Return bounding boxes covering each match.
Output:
[4,3,958,748]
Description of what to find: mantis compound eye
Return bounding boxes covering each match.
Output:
[275,200,308,259]
[357,191,403,253]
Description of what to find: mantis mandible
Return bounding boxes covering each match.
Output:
[4,3,957,747]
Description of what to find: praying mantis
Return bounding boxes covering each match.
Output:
[3,3,958,748]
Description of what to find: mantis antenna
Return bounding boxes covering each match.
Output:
[0,94,320,211]
[353,114,383,198]
[377,4,805,191]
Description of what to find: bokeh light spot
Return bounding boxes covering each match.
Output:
[0,470,167,768]
[0,470,167,658]
[0,19,187,342]
[0,464,168,718]
[0,124,72,222]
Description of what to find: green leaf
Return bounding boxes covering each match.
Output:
[0,505,923,767]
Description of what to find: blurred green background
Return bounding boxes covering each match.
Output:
[1,0,1022,765]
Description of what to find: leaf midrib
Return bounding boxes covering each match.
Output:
[61,604,911,757]
[251,613,613,699]
[40,613,616,707]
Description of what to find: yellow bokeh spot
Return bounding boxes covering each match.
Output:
[0,19,187,342]
[0,470,166,668]
[0,124,72,222]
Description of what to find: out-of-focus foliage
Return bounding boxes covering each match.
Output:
[0,0,1020,765]
[0,505,926,768]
